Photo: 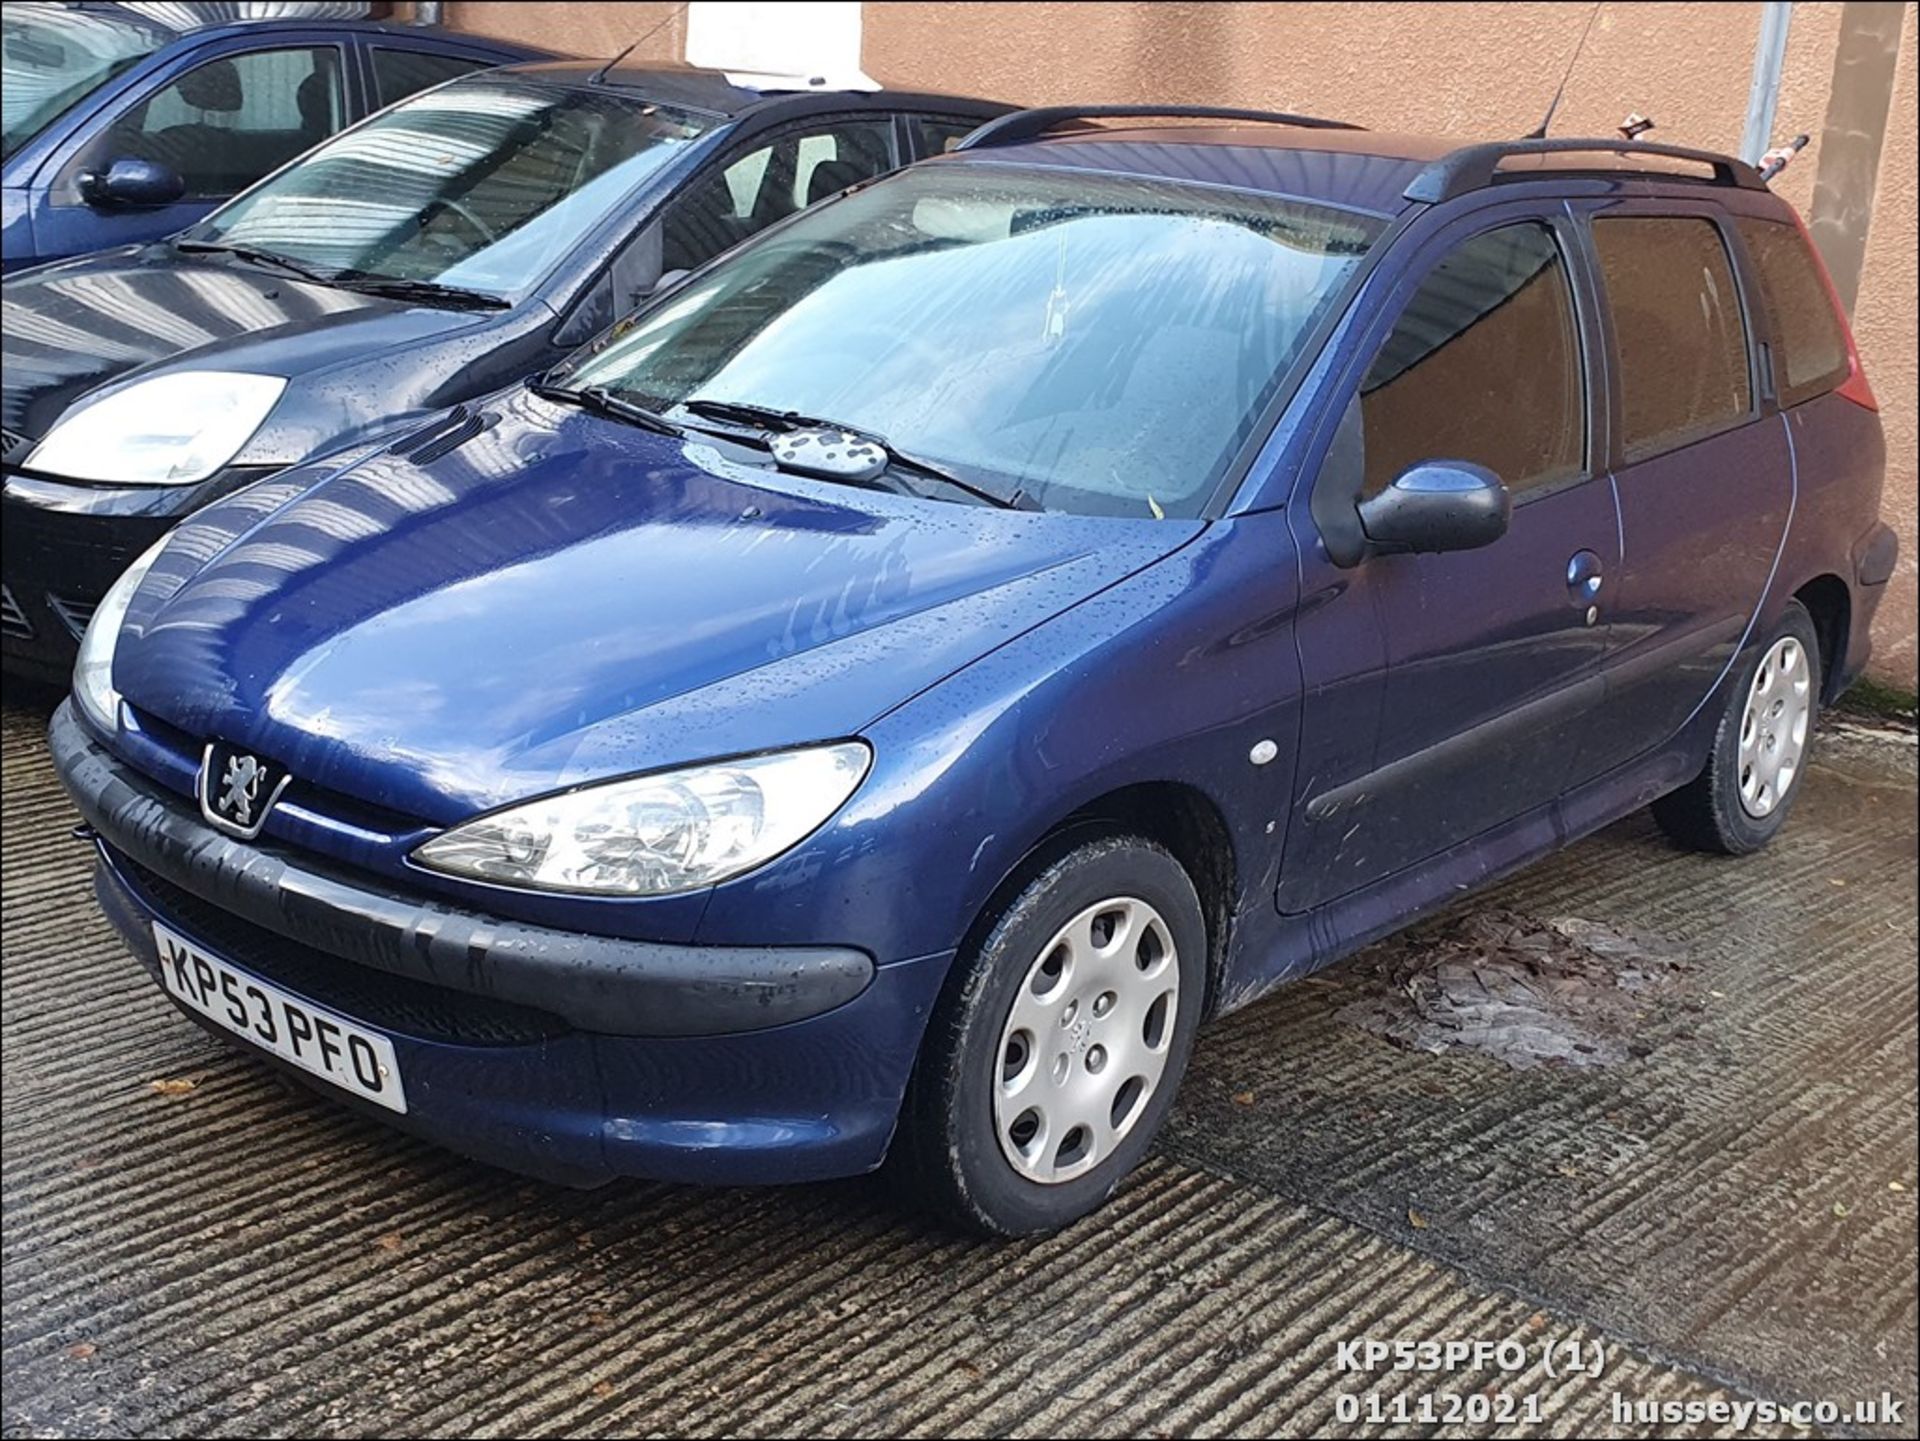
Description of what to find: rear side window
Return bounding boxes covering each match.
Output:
[370,48,488,110]
[1736,216,1850,408]
[1360,222,1585,498]
[912,115,980,156]
[1594,216,1752,458]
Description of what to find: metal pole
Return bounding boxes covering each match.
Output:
[1741,2,1794,164]
[413,1,444,25]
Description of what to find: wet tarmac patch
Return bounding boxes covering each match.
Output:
[1336,908,1695,1069]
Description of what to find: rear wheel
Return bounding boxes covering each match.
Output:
[892,834,1206,1236]
[1653,601,1821,855]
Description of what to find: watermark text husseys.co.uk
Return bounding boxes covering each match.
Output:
[1612,1391,1905,1430]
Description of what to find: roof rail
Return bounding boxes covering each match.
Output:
[1404,137,1765,202]
[955,104,1363,152]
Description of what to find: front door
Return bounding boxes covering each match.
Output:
[1279,207,1620,913]
[42,42,349,262]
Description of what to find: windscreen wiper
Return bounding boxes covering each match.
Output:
[172,240,337,285]
[329,271,509,311]
[675,398,1033,510]
[528,379,686,438]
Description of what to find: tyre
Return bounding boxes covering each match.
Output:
[892,833,1207,1236]
[1653,600,1822,855]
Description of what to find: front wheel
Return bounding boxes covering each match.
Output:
[1653,600,1822,855]
[891,834,1207,1236]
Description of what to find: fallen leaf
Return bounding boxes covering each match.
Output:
[375,1232,403,1252]
[1408,1208,1430,1230]
[587,1311,614,1327]
[1231,1090,1256,1107]
[591,1381,614,1399]
[66,1342,96,1360]
[149,1078,196,1096]
[1832,1202,1850,1218]
[1526,1312,1548,1331]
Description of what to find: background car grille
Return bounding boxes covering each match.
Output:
[0,585,31,641]
[113,850,572,1048]
[46,595,96,640]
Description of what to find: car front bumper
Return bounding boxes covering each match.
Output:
[52,701,951,1187]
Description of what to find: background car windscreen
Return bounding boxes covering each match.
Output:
[563,166,1383,518]
[195,76,714,296]
[2,5,166,159]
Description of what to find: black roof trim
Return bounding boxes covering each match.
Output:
[1404,137,1766,202]
[955,104,1363,151]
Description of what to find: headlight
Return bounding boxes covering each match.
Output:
[73,536,170,733]
[412,743,872,896]
[27,372,286,485]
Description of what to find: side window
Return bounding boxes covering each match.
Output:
[1735,216,1850,408]
[911,115,982,156]
[81,46,344,199]
[660,119,894,276]
[370,48,488,111]
[1593,216,1752,458]
[1360,222,1585,499]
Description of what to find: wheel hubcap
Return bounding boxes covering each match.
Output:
[993,896,1179,1185]
[1738,635,1812,819]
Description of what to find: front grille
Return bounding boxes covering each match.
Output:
[114,850,572,1048]
[0,584,30,641]
[46,594,96,640]
[122,704,430,838]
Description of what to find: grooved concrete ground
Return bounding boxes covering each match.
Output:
[2,698,1915,1438]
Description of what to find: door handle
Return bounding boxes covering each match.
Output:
[1567,550,1603,623]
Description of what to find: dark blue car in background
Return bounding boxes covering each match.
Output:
[50,107,1896,1236]
[1,56,1005,681]
[1,1,543,271]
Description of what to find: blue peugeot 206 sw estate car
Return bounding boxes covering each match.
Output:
[52,107,1896,1235]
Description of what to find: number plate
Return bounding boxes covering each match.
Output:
[152,922,408,1114]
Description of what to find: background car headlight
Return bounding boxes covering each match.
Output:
[412,743,872,896]
[73,536,171,733]
[27,372,286,485]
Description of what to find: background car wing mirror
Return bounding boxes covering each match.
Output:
[78,157,186,209]
[1357,460,1511,555]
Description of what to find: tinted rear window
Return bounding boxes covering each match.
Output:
[1594,216,1752,459]
[1736,216,1850,408]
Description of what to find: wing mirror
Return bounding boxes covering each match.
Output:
[78,157,186,209]
[1358,460,1511,555]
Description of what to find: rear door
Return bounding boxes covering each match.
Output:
[1574,201,1791,778]
[1280,200,1622,913]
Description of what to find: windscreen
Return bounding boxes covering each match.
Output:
[194,75,715,297]
[560,164,1383,517]
[3,5,165,159]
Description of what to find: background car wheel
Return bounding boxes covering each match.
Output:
[1653,600,1822,856]
[891,832,1207,1237]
